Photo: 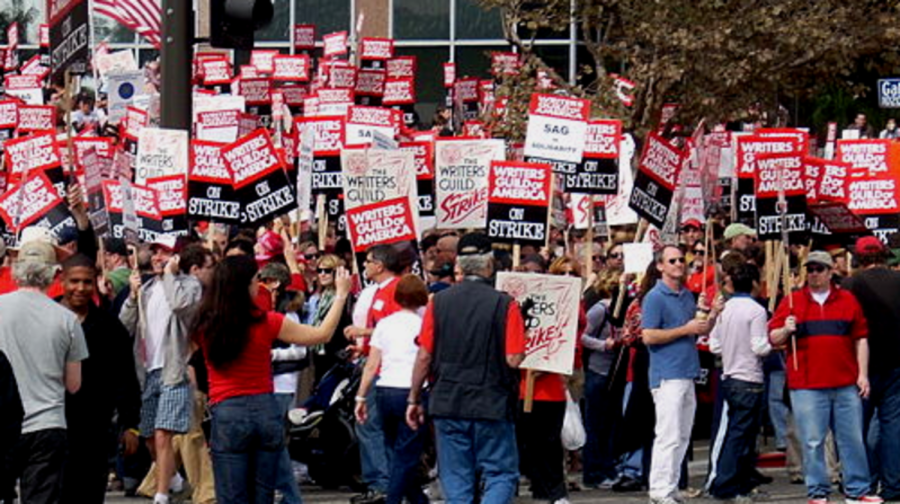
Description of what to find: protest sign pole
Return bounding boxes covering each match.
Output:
[63,70,76,180]
[781,239,798,370]
[701,218,713,295]
[512,243,521,269]
[584,206,594,277]
[316,194,327,250]
[613,219,647,319]
[523,370,536,413]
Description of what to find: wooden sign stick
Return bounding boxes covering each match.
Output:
[523,369,536,413]
[613,219,647,319]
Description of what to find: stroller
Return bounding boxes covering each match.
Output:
[287,353,365,490]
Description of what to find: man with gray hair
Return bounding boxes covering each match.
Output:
[0,228,88,503]
[406,232,526,503]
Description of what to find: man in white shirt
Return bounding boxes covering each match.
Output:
[120,237,202,504]
[707,264,771,499]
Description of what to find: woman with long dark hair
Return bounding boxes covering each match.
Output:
[192,255,351,503]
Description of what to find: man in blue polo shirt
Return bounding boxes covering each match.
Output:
[642,245,720,504]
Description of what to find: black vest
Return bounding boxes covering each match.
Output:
[428,277,518,421]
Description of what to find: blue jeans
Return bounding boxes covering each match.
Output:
[791,386,873,499]
[871,367,900,499]
[210,393,285,504]
[709,379,765,499]
[274,393,303,504]
[434,418,518,504]
[376,387,427,504]
[767,369,789,450]
[617,382,643,481]
[582,369,618,485]
[356,383,390,492]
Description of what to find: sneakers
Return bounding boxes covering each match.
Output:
[552,499,572,504]
[349,490,387,504]
[649,497,681,504]
[612,476,644,492]
[845,497,884,504]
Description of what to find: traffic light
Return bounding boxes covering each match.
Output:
[210,0,274,49]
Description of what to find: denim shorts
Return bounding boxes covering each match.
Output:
[139,369,192,435]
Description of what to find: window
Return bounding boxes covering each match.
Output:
[393,0,450,40]
[256,0,291,42]
[455,0,503,40]
[295,0,351,37]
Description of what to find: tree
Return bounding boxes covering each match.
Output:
[0,0,38,44]
[480,0,900,138]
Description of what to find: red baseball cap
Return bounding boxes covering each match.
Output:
[855,236,885,254]
[681,219,703,230]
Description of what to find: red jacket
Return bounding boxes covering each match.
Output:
[768,286,867,390]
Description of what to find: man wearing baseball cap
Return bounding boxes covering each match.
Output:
[119,234,202,504]
[843,236,900,501]
[723,224,757,254]
[680,219,703,249]
[0,237,88,503]
[769,250,881,504]
[406,232,526,504]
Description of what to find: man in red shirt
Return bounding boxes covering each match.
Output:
[407,233,526,504]
[769,251,881,504]
[344,244,404,503]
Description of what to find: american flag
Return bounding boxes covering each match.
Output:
[94,0,163,48]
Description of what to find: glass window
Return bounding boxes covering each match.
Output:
[393,0,449,40]
[138,49,160,67]
[256,0,291,42]
[295,0,351,37]
[533,45,569,82]
[455,45,509,80]
[455,0,502,40]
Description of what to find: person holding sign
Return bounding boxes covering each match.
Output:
[769,251,881,504]
[406,233,526,504]
[641,245,720,504]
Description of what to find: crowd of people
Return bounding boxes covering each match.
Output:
[0,173,900,504]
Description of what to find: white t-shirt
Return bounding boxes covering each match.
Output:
[353,284,378,328]
[812,289,830,306]
[145,281,171,371]
[370,310,422,389]
[273,313,306,394]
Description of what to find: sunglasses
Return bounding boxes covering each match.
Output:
[806,265,828,274]
[667,257,686,265]
[693,249,706,256]
[304,253,320,260]
[317,268,334,274]
[608,253,623,259]
[592,255,605,261]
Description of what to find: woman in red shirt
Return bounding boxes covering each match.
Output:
[192,255,351,504]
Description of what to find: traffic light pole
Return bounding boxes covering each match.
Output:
[160,0,192,130]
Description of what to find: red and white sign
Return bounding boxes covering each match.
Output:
[837,139,892,177]
[124,106,149,138]
[524,93,591,164]
[637,132,683,190]
[360,38,394,60]
[236,77,272,105]
[454,77,478,102]
[147,175,187,217]
[136,128,189,184]
[0,100,17,128]
[272,55,310,82]
[221,129,283,189]
[4,132,61,176]
[356,69,386,96]
[488,160,552,206]
[382,78,415,105]
[443,63,456,88]
[189,140,232,183]
[298,116,345,156]
[434,138,505,229]
[316,88,354,116]
[293,24,316,50]
[4,75,42,104]
[240,65,259,79]
[400,141,434,180]
[346,197,417,252]
[16,105,56,134]
[250,50,280,74]
[196,110,240,143]
[491,52,520,76]
[73,137,114,169]
[386,56,416,79]
[345,106,400,146]
[0,171,64,231]
[201,59,232,86]
[584,120,621,159]
[329,65,357,89]
[323,31,349,58]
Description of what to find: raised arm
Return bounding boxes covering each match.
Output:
[278,268,351,346]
